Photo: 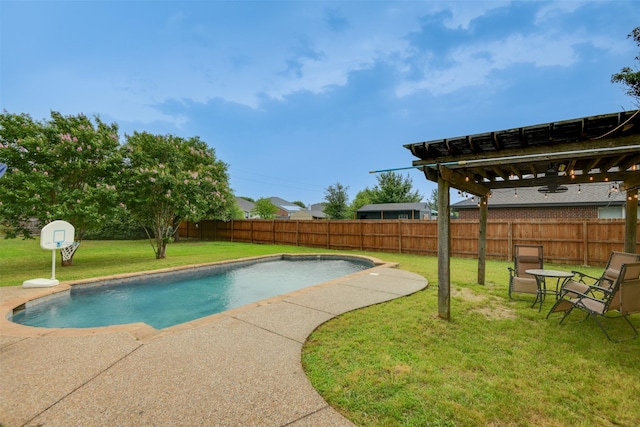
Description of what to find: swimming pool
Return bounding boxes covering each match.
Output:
[10,254,375,330]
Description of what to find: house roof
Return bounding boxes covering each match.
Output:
[404,110,640,197]
[358,203,431,212]
[308,209,327,219]
[235,197,255,211]
[452,182,630,209]
[269,197,304,212]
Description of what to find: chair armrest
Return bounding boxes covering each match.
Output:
[571,270,599,283]
[559,285,606,302]
[573,292,608,307]
[588,284,612,294]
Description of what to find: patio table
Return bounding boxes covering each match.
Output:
[525,269,574,312]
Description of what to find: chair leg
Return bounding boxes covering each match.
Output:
[592,315,638,342]
[547,299,571,319]
[592,315,615,341]
[620,316,639,342]
[559,307,574,325]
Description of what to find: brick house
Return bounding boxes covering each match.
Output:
[452,182,638,220]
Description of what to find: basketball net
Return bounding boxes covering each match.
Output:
[61,241,81,261]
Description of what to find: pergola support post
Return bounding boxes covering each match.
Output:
[437,171,451,320]
[477,195,488,285]
[624,188,638,253]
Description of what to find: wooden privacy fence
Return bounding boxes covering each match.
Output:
[179,219,639,266]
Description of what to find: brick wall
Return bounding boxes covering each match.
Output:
[458,206,599,220]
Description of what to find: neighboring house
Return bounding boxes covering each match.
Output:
[452,182,639,220]
[235,197,257,219]
[269,197,305,219]
[269,197,326,220]
[308,203,327,220]
[357,203,435,220]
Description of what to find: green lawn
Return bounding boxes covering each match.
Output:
[2,239,638,426]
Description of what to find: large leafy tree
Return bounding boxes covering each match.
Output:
[252,197,278,219]
[323,182,350,219]
[119,132,234,259]
[611,27,640,105]
[0,111,121,265]
[370,171,422,204]
[348,187,374,218]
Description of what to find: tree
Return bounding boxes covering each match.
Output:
[425,188,438,211]
[0,111,121,265]
[323,182,350,219]
[348,187,374,218]
[252,197,278,219]
[119,132,234,259]
[370,172,422,204]
[292,200,306,209]
[231,203,246,220]
[611,27,640,105]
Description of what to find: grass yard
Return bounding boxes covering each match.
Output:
[1,239,639,426]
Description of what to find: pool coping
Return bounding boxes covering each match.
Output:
[0,253,389,340]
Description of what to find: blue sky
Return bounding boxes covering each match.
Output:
[1,1,638,206]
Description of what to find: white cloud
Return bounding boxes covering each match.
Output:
[534,1,586,24]
[435,0,511,29]
[395,31,584,97]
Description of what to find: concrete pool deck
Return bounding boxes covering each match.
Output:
[0,260,428,426]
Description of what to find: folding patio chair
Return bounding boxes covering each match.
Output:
[551,261,640,342]
[549,251,640,307]
[508,245,543,300]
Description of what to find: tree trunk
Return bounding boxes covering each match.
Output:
[156,240,167,259]
[172,218,182,242]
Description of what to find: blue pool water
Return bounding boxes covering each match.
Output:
[11,256,372,329]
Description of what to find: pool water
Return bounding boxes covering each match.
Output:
[11,257,371,329]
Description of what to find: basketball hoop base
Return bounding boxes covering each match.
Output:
[22,278,60,288]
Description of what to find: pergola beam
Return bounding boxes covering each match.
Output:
[438,167,491,197]
[411,140,640,168]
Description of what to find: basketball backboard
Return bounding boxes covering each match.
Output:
[40,220,75,250]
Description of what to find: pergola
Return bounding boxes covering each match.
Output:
[404,110,640,320]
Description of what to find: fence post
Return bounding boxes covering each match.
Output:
[582,220,588,266]
[327,222,330,249]
[507,221,513,260]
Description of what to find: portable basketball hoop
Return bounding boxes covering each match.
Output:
[23,220,75,288]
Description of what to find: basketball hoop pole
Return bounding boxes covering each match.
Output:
[51,247,57,280]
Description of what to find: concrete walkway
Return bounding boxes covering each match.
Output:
[0,260,427,427]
